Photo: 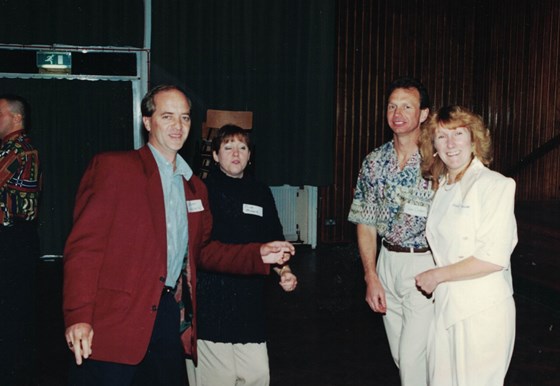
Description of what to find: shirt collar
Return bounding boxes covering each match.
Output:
[147,143,193,180]
[389,140,421,167]
[1,129,25,144]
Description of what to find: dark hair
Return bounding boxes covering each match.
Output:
[386,77,430,110]
[0,93,30,129]
[211,124,252,153]
[141,85,191,117]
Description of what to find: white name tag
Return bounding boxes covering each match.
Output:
[187,199,204,213]
[243,204,263,217]
[403,203,428,217]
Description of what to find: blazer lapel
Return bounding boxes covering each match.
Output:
[138,146,167,259]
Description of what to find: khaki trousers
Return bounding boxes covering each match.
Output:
[377,246,436,386]
[187,340,269,386]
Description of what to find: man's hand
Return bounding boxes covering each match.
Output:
[65,323,94,365]
[260,241,295,264]
[365,274,387,313]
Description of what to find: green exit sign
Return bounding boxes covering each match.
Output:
[36,51,72,70]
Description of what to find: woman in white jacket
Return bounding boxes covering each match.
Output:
[415,105,517,386]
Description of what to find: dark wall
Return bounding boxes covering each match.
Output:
[150,0,336,187]
[0,0,144,47]
[1,0,558,247]
[0,0,336,253]
[320,0,560,243]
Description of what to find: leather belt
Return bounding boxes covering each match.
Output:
[382,239,430,254]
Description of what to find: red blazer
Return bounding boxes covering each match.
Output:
[63,146,269,365]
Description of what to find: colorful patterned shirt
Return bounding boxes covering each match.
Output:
[348,140,433,248]
[0,130,41,226]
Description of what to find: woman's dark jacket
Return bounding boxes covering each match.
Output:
[197,167,284,343]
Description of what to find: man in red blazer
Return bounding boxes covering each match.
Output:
[63,85,294,386]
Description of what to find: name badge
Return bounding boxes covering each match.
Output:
[187,199,204,213]
[243,204,263,217]
[403,203,428,217]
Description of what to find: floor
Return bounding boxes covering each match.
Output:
[35,242,559,386]
[266,245,560,386]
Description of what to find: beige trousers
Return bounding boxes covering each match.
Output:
[378,247,436,386]
[428,296,515,386]
[186,340,269,386]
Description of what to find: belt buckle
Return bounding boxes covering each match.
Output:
[383,239,427,254]
[162,286,176,295]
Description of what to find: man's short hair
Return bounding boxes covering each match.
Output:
[386,77,430,110]
[0,93,30,129]
[141,85,192,117]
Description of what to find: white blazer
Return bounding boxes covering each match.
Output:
[426,158,518,328]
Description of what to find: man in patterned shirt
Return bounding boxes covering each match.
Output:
[0,94,42,385]
[348,77,434,386]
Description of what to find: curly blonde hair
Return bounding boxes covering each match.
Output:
[419,105,493,190]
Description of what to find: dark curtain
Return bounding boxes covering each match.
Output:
[0,78,134,256]
[151,0,335,186]
[0,0,144,47]
[0,0,142,256]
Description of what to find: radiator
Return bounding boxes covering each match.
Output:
[270,185,317,247]
[270,185,299,241]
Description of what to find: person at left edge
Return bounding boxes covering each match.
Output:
[0,94,42,386]
[62,84,295,386]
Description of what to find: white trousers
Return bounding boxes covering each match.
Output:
[378,247,436,386]
[428,296,515,386]
[186,340,269,386]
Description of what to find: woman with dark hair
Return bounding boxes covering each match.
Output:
[415,106,517,385]
[187,125,297,386]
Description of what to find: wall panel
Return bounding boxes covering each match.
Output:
[320,0,560,243]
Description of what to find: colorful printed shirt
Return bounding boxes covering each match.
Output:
[348,140,433,248]
[0,130,41,226]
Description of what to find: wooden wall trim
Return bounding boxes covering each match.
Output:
[320,0,560,244]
